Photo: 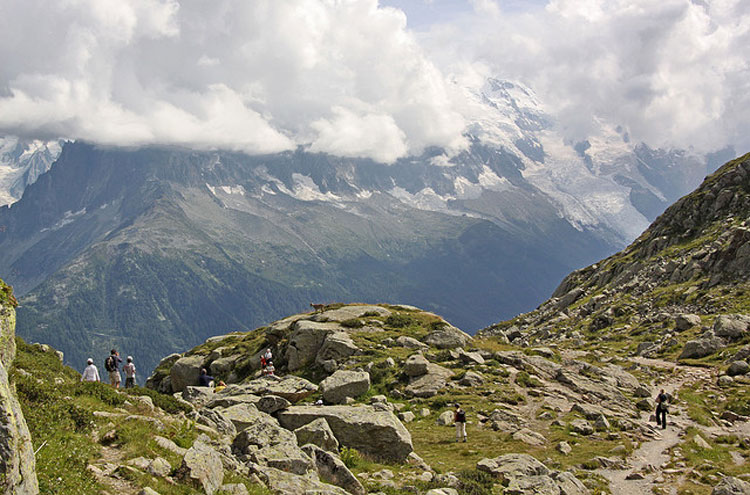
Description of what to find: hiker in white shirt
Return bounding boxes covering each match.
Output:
[81,358,100,382]
[123,356,137,388]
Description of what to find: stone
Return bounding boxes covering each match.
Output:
[422,325,472,349]
[147,457,172,478]
[254,465,349,495]
[218,403,268,431]
[256,395,292,415]
[712,476,750,495]
[230,376,318,403]
[404,353,430,377]
[294,418,340,453]
[278,405,413,462]
[320,370,370,404]
[170,355,205,393]
[399,411,416,423]
[513,428,547,446]
[727,361,750,376]
[634,385,652,397]
[593,414,611,431]
[636,398,654,411]
[557,442,572,455]
[675,314,702,331]
[233,418,297,454]
[718,375,734,387]
[679,336,726,359]
[302,444,366,495]
[155,435,187,456]
[396,336,429,350]
[317,331,360,364]
[505,475,560,495]
[570,419,594,436]
[219,484,249,495]
[249,442,314,475]
[182,386,216,407]
[314,305,391,322]
[459,371,484,387]
[405,363,454,398]
[205,393,261,410]
[197,408,237,437]
[209,355,241,376]
[714,315,750,339]
[286,320,340,371]
[139,489,161,495]
[175,436,224,495]
[693,435,712,449]
[420,408,431,417]
[426,489,459,495]
[436,410,454,426]
[477,453,549,480]
[553,471,589,495]
[458,349,485,365]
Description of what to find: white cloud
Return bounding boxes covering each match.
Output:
[422,0,750,153]
[0,0,466,161]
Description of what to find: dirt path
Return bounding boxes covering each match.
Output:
[596,358,716,495]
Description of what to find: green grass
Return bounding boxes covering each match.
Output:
[678,387,715,426]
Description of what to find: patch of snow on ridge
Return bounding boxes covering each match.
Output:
[390,186,451,213]
[40,208,87,232]
[289,173,342,203]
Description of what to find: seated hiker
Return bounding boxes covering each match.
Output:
[198,368,215,387]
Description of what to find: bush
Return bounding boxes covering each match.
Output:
[74,381,127,407]
[361,311,381,317]
[515,371,542,388]
[385,314,416,328]
[341,318,364,329]
[124,386,192,414]
[455,469,495,495]
[340,447,362,469]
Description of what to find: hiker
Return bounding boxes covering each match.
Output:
[123,356,136,388]
[454,403,467,442]
[265,361,275,376]
[81,358,100,382]
[105,349,123,388]
[655,388,669,429]
[215,380,227,393]
[199,368,215,387]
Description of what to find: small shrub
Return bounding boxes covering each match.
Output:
[515,371,542,388]
[385,314,416,328]
[340,447,362,469]
[341,318,364,329]
[124,386,192,414]
[170,420,197,449]
[75,381,127,407]
[455,469,495,495]
[361,311,380,317]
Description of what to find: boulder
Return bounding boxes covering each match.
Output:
[254,465,349,495]
[220,484,249,495]
[404,353,430,377]
[233,419,297,454]
[209,355,241,376]
[175,436,224,495]
[477,453,549,480]
[675,314,702,331]
[320,370,370,404]
[317,332,360,364]
[313,305,391,322]
[458,349,485,365]
[233,418,313,475]
[426,489,459,495]
[570,419,594,436]
[513,428,547,446]
[436,411,454,426]
[278,405,413,462]
[557,442,572,455]
[182,386,215,407]
[399,411,416,423]
[170,355,205,393]
[217,404,268,431]
[257,395,292,415]
[405,363,454,398]
[459,371,484,387]
[302,444,366,495]
[714,315,750,339]
[205,393,261,410]
[679,336,725,359]
[197,408,237,437]
[396,336,429,350]
[505,475,560,494]
[727,361,750,376]
[422,326,472,349]
[712,476,750,495]
[147,457,172,478]
[232,376,318,403]
[294,418,340,453]
[286,320,340,371]
[249,442,314,475]
[552,471,589,495]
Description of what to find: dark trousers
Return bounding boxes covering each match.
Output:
[656,407,667,428]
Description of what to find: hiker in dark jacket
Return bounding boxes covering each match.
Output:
[454,404,467,442]
[199,368,215,387]
[655,389,669,429]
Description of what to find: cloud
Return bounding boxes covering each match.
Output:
[421,0,750,153]
[0,0,466,162]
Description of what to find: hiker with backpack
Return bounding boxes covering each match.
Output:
[454,403,467,442]
[105,349,123,388]
[199,368,215,387]
[655,388,669,429]
[123,356,136,388]
[81,358,100,382]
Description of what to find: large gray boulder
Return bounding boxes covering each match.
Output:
[196,408,237,437]
[182,386,215,408]
[286,321,340,371]
[727,361,750,376]
[505,475,560,495]
[712,476,750,495]
[317,332,360,364]
[175,436,224,495]
[217,403,268,431]
[477,453,549,480]
[404,353,430,377]
[679,336,725,359]
[233,416,313,475]
[294,418,340,452]
[714,315,750,339]
[302,444,366,495]
[396,336,429,350]
[405,363,454,398]
[257,395,292,415]
[553,471,589,495]
[320,370,370,404]
[230,376,318,403]
[278,405,413,462]
[254,465,349,495]
[170,355,205,393]
[422,325,472,349]
[675,314,702,331]
[0,302,39,495]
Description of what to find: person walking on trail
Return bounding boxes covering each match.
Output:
[655,388,669,429]
[105,349,123,388]
[199,368,215,387]
[81,358,100,382]
[454,404,467,442]
[123,356,136,388]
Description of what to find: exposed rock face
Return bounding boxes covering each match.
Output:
[278,405,413,462]
[286,321,340,371]
[405,363,453,398]
[712,476,750,495]
[301,444,366,495]
[175,436,224,495]
[422,326,472,349]
[477,454,589,494]
[312,305,391,322]
[294,418,339,453]
[320,370,370,404]
[229,376,318,403]
[170,355,205,393]
[253,464,349,495]
[714,315,750,339]
[0,296,39,494]
[679,336,725,359]
[317,332,360,365]
[477,453,550,480]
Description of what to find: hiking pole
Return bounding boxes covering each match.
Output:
[34,440,48,456]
